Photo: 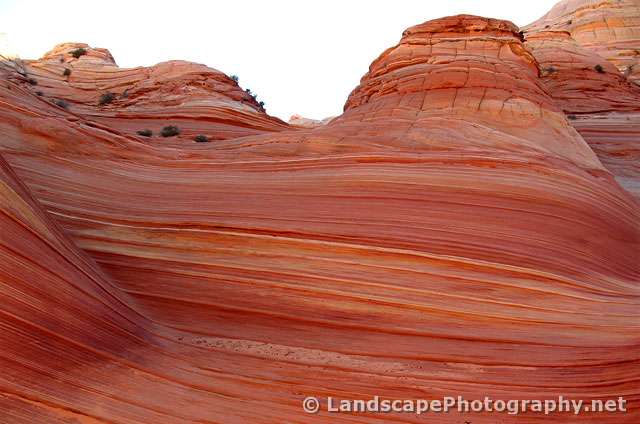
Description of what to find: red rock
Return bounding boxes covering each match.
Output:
[525,30,640,113]
[523,3,640,201]
[0,13,639,424]
[525,0,640,86]
[20,43,288,143]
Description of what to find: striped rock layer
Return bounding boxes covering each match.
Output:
[524,0,640,86]
[0,11,639,424]
[524,0,640,200]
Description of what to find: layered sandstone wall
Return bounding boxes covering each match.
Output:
[9,42,288,145]
[525,0,640,85]
[523,1,640,201]
[0,9,638,424]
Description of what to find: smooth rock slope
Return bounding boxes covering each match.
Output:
[0,8,638,424]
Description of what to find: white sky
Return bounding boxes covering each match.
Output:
[0,0,558,121]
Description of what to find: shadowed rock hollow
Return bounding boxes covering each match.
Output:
[0,7,639,424]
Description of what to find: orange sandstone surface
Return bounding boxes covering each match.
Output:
[0,9,639,424]
[524,0,640,200]
[525,0,640,85]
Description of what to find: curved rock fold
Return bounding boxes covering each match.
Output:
[0,8,639,424]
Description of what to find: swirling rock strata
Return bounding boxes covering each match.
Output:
[8,43,288,144]
[0,13,639,424]
[523,3,640,200]
[525,0,640,86]
[525,30,640,113]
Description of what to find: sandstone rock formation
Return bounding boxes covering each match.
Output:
[524,1,640,200]
[288,114,335,128]
[11,43,288,145]
[525,0,640,85]
[0,7,639,424]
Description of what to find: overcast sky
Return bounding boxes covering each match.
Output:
[0,0,558,121]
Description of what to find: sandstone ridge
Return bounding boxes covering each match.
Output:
[0,9,639,424]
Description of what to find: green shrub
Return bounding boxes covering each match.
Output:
[594,64,605,73]
[63,68,71,76]
[567,114,577,120]
[98,92,116,106]
[35,91,43,96]
[242,87,266,111]
[194,135,209,143]
[70,48,87,59]
[230,75,239,82]
[54,99,69,109]
[137,129,153,137]
[160,125,180,137]
[27,78,37,85]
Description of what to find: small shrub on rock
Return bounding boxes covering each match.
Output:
[241,86,266,111]
[137,129,153,137]
[27,78,37,85]
[194,135,209,143]
[98,92,116,106]
[230,75,239,82]
[594,64,605,73]
[63,68,71,76]
[160,125,180,137]
[54,99,69,109]
[35,91,43,96]
[567,114,577,120]
[70,48,87,59]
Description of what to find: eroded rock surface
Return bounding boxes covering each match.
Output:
[525,0,640,85]
[523,1,640,201]
[0,11,638,424]
[10,43,288,144]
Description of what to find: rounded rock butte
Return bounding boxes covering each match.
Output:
[0,8,639,424]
